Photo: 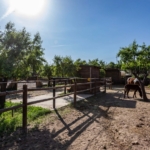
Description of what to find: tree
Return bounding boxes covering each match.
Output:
[99,60,106,68]
[98,60,106,77]
[100,69,106,77]
[117,41,150,101]
[0,22,31,79]
[0,22,31,108]
[88,58,99,67]
[26,32,46,77]
[0,22,46,79]
[0,22,45,108]
[115,60,122,69]
[106,62,116,69]
[42,63,53,86]
[74,58,87,66]
[53,55,76,77]
[74,58,87,71]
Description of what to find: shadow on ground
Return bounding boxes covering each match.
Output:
[1,88,140,150]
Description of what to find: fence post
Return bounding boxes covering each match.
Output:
[0,78,7,109]
[104,78,106,93]
[53,79,56,109]
[23,84,27,133]
[74,79,77,107]
[94,80,96,96]
[64,80,66,94]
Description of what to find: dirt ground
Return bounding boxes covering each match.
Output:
[1,85,150,150]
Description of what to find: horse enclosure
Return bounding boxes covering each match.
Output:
[0,77,107,132]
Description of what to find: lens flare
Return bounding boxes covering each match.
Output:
[9,0,46,17]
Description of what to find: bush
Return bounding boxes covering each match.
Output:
[100,69,106,78]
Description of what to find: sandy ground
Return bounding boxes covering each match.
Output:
[1,85,150,150]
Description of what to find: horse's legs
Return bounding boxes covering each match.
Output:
[124,89,126,98]
[127,89,130,98]
[133,90,135,98]
[133,89,137,98]
[124,88,129,98]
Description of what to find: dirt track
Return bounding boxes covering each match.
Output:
[1,85,150,150]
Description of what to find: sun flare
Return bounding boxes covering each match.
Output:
[9,0,46,17]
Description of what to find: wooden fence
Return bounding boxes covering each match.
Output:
[0,78,106,132]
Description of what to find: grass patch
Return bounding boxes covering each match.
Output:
[0,101,51,135]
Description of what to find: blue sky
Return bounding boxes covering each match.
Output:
[0,0,150,64]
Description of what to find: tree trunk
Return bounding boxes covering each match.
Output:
[0,77,8,109]
[140,81,149,102]
[48,77,51,87]
[133,73,149,102]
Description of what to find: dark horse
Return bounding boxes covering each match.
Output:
[124,84,142,98]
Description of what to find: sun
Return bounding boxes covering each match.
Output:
[9,0,46,17]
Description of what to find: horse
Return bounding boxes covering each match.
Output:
[124,84,142,98]
[127,77,140,86]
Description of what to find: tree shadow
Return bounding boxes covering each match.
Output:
[137,98,150,103]
[0,127,64,150]
[0,102,111,150]
[98,91,137,108]
[50,89,134,149]
[1,88,138,150]
[52,103,112,149]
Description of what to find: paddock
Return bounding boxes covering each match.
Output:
[1,85,150,150]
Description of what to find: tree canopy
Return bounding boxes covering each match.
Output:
[0,22,46,79]
[0,21,120,80]
[53,55,77,77]
[117,40,150,101]
[117,41,150,75]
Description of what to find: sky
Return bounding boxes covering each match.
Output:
[0,0,150,64]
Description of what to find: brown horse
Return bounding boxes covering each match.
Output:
[127,77,140,85]
[124,84,142,98]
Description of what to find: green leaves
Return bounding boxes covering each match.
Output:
[117,41,150,74]
[88,58,99,67]
[53,55,76,77]
[42,63,53,79]
[0,22,45,79]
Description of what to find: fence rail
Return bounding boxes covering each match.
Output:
[0,77,106,132]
